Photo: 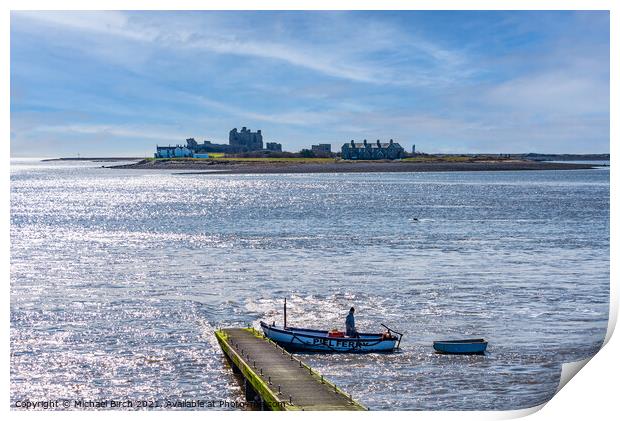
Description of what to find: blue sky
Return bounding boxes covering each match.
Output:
[10,10,609,157]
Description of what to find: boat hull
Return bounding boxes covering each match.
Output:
[260,322,398,353]
[433,339,488,355]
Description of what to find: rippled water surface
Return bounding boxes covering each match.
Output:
[10,159,609,410]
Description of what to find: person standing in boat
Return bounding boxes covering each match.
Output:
[345,307,358,337]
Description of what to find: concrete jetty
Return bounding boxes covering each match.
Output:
[215,327,367,411]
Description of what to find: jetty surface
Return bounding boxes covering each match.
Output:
[215,327,366,411]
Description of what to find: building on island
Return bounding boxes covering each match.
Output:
[229,127,263,151]
[311,144,332,154]
[341,139,405,160]
[154,145,195,158]
[186,138,232,153]
[186,138,233,153]
[266,142,282,152]
[183,127,274,154]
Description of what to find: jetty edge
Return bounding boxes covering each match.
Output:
[215,327,367,411]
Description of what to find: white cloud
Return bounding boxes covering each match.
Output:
[485,73,609,115]
[12,11,155,42]
[29,124,184,142]
[12,11,467,86]
[177,92,337,126]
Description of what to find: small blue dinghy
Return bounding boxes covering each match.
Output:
[433,339,488,355]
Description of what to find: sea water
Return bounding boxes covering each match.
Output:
[10,159,609,410]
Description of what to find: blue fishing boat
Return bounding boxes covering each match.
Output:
[260,321,402,353]
[433,339,488,355]
[261,299,403,353]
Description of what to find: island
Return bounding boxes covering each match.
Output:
[107,157,599,174]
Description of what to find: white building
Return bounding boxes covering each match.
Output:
[154,145,194,158]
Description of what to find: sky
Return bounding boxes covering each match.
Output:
[10,10,610,157]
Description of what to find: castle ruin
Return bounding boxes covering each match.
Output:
[229,127,263,152]
[184,127,280,154]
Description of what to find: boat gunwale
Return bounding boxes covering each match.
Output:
[432,339,487,345]
[260,321,397,343]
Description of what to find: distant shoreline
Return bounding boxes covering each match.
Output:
[107,159,598,174]
[41,157,143,162]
